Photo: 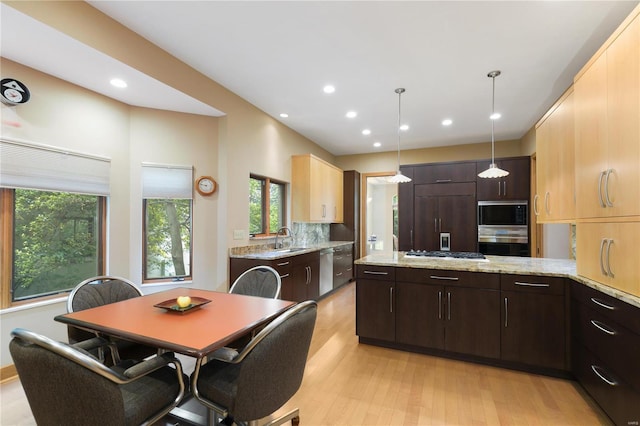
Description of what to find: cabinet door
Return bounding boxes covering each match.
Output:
[438,193,477,252]
[444,287,500,359]
[356,279,395,341]
[501,291,565,369]
[577,222,640,297]
[575,53,608,219]
[606,14,640,218]
[398,166,415,251]
[477,157,530,201]
[413,196,439,251]
[395,281,444,349]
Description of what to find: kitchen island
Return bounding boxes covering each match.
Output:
[355,252,640,426]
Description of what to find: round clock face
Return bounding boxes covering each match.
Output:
[1,78,30,105]
[196,176,216,196]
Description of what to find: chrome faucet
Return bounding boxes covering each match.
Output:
[274,226,294,249]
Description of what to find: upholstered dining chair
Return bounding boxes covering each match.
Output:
[67,275,157,364]
[229,265,282,299]
[192,300,317,426]
[9,327,187,426]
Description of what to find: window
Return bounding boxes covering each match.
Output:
[249,175,286,236]
[0,139,110,308]
[142,164,193,282]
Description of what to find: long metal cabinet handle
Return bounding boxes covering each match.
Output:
[590,297,615,310]
[436,179,452,183]
[605,239,614,278]
[504,297,508,328]
[363,270,388,275]
[604,169,614,207]
[503,181,507,196]
[430,275,459,281]
[498,181,501,197]
[591,365,618,386]
[544,191,550,215]
[410,229,414,248]
[590,320,616,336]
[389,287,394,313]
[514,281,549,288]
[599,239,608,276]
[439,218,442,232]
[447,292,451,320]
[533,194,539,216]
[306,266,311,285]
[435,218,438,233]
[598,171,606,207]
[438,291,442,319]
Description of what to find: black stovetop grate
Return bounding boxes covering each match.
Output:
[405,250,486,260]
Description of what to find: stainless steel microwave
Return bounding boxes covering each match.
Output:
[478,201,528,226]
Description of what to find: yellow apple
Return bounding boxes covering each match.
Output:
[176,296,191,308]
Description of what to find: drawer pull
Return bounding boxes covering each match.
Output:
[590,320,616,336]
[436,179,452,183]
[280,273,290,279]
[514,281,549,288]
[277,261,290,266]
[590,297,615,311]
[336,272,343,276]
[364,270,388,276]
[591,365,618,386]
[430,275,459,281]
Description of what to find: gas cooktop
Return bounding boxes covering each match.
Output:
[404,250,488,261]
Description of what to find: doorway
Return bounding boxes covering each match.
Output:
[361,172,396,257]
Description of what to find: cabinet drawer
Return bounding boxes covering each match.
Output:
[396,268,499,290]
[501,274,565,295]
[571,281,640,336]
[356,265,395,281]
[572,342,640,426]
[573,303,640,389]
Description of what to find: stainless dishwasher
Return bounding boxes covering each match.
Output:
[319,248,334,296]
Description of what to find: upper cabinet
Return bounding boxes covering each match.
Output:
[535,89,575,222]
[292,154,344,223]
[412,161,477,184]
[476,156,530,201]
[574,13,640,219]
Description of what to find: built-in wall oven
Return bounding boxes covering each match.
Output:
[478,201,529,256]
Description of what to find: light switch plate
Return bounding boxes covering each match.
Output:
[233,229,244,240]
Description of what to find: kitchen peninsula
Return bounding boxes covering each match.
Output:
[355,252,640,426]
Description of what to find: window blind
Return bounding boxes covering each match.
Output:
[0,138,111,195]
[141,163,193,199]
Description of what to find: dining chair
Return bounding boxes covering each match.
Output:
[9,327,187,426]
[191,300,317,426]
[229,265,282,299]
[67,275,157,364]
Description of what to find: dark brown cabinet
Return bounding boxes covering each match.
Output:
[355,265,396,341]
[333,244,353,289]
[330,170,360,260]
[229,251,319,302]
[476,156,531,201]
[413,183,477,252]
[412,161,477,184]
[500,274,567,370]
[571,282,640,426]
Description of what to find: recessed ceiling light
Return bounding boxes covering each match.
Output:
[323,85,336,94]
[110,78,127,88]
[490,112,501,120]
[362,129,371,135]
[400,124,409,131]
[442,119,453,126]
[373,142,382,148]
[346,111,357,118]
[279,113,289,118]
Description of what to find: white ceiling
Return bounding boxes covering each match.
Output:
[2,1,638,156]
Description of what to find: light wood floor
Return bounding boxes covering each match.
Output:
[1,281,611,425]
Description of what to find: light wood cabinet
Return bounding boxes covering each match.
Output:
[535,89,575,222]
[574,14,640,219]
[292,154,343,223]
[576,221,640,297]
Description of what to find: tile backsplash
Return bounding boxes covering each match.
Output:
[292,222,330,247]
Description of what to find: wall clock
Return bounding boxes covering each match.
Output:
[195,176,217,196]
[1,78,30,105]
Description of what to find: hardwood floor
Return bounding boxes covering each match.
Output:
[1,281,611,425]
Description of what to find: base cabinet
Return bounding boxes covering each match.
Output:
[355,265,395,341]
[333,244,354,289]
[500,275,567,370]
[229,251,319,302]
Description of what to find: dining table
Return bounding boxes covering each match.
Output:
[54,287,297,424]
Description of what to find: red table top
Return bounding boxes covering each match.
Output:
[55,287,296,358]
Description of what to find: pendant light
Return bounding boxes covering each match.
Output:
[388,88,412,183]
[478,70,509,179]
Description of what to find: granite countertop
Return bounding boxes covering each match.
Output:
[355,252,640,309]
[229,241,354,260]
